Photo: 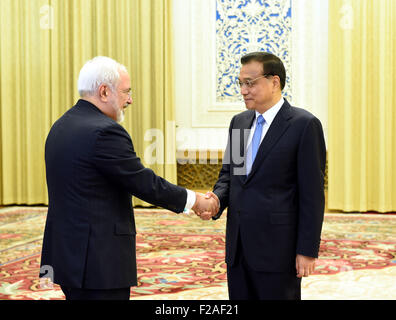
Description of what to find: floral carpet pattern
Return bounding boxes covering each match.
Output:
[0,207,395,300]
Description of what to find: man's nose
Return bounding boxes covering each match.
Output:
[241,85,249,95]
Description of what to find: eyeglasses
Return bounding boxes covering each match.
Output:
[121,89,132,98]
[237,74,273,88]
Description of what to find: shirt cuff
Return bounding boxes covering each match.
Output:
[183,189,196,213]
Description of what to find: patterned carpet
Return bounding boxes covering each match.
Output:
[0,206,395,300]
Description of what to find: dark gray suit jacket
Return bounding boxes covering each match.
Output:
[40,99,187,289]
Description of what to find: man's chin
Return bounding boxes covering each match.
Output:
[117,110,125,123]
[244,101,255,110]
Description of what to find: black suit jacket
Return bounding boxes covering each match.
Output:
[40,99,187,289]
[213,99,326,273]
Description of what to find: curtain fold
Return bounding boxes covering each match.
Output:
[129,0,177,207]
[328,0,396,212]
[0,0,51,204]
[0,0,176,206]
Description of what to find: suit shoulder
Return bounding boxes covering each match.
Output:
[289,105,321,124]
[290,105,315,118]
[230,109,255,125]
[48,104,130,141]
[234,109,254,119]
[74,104,128,134]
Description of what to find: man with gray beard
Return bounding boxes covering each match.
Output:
[40,56,218,300]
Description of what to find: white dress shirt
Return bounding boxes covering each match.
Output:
[245,97,284,175]
[246,97,284,150]
[185,189,196,211]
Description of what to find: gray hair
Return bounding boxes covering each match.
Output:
[77,56,127,97]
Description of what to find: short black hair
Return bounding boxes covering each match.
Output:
[240,52,286,90]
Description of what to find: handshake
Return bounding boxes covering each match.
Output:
[191,191,220,220]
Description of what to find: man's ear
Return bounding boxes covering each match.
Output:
[273,75,281,91]
[98,85,108,102]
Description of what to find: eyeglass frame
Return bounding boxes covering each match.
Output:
[237,74,274,89]
[121,88,132,98]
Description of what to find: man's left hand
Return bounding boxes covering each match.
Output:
[295,254,316,278]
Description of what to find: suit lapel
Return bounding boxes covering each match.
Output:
[240,111,255,158]
[245,100,293,184]
[233,110,255,184]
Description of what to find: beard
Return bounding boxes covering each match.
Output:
[117,102,129,123]
[116,108,125,123]
[110,98,127,123]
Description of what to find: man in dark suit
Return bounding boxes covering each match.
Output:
[40,56,218,300]
[203,52,326,300]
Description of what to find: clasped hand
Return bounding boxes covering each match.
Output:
[191,191,219,220]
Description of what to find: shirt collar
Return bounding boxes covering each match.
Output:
[255,97,284,126]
